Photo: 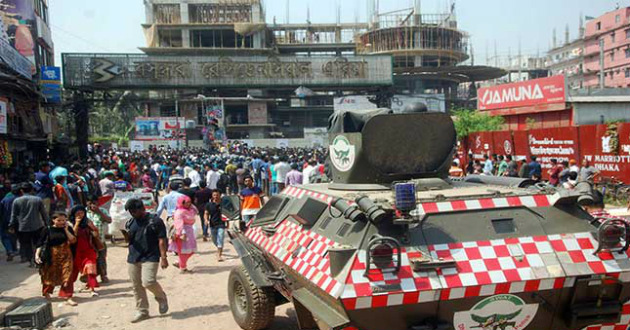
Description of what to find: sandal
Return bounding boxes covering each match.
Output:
[66,299,78,306]
[91,291,99,297]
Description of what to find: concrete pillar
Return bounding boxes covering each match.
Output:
[145,0,154,24]
[182,29,190,48]
[252,3,262,23]
[74,94,90,160]
[253,32,263,49]
[180,2,189,24]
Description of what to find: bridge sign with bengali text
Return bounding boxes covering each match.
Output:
[62,54,393,90]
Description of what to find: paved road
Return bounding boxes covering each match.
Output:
[0,240,298,330]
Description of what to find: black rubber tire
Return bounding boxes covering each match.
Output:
[228,266,276,330]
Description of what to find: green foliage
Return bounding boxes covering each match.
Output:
[452,108,505,139]
[89,91,142,144]
[525,117,537,130]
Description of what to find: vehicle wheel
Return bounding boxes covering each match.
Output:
[228,266,276,330]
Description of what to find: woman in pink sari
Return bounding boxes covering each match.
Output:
[172,195,198,273]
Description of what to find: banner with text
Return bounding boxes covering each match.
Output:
[478,76,566,111]
[465,123,630,182]
[63,54,393,89]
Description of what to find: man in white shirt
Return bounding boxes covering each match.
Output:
[206,166,221,190]
[183,164,193,179]
[302,160,317,185]
[274,157,291,192]
[187,165,202,189]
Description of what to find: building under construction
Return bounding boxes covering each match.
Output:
[62,0,504,148]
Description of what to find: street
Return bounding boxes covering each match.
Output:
[0,240,298,330]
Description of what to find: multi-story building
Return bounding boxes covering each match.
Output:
[584,6,630,88]
[0,0,57,169]
[62,0,505,149]
[546,38,585,90]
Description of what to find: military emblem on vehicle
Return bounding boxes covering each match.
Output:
[454,294,538,330]
[330,136,355,172]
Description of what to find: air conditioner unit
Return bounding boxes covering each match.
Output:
[186,120,196,129]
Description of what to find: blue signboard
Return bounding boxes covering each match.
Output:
[40,66,62,103]
[41,66,61,81]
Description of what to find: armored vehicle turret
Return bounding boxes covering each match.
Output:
[226,109,630,330]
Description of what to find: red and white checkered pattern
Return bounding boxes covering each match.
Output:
[583,301,630,330]
[547,232,630,276]
[282,186,334,204]
[414,194,558,216]
[339,232,630,310]
[245,218,342,297]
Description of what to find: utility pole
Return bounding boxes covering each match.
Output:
[599,38,605,89]
[286,0,290,24]
[518,39,522,82]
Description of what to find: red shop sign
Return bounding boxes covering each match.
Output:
[478,76,566,111]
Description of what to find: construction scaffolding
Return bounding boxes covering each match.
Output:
[358,26,468,63]
[154,4,181,24]
[189,3,253,24]
[271,24,366,45]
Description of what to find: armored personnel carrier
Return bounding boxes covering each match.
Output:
[226,109,630,330]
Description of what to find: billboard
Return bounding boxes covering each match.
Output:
[333,95,377,112]
[63,54,393,89]
[0,0,36,62]
[391,94,446,113]
[135,117,186,141]
[304,127,328,148]
[478,76,566,111]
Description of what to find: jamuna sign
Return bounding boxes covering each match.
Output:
[478,76,566,111]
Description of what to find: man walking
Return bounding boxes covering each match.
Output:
[156,182,184,220]
[239,175,264,229]
[9,183,48,267]
[194,181,213,242]
[205,190,227,262]
[124,198,169,323]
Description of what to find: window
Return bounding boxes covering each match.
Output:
[612,32,616,43]
[626,48,630,58]
[611,51,615,62]
[190,30,253,48]
[626,29,630,39]
[616,15,621,23]
[158,30,182,47]
[625,69,630,78]
[596,22,601,30]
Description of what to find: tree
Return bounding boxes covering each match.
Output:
[452,108,505,139]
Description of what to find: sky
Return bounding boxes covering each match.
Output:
[50,0,628,67]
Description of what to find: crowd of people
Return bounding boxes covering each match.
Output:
[0,143,328,320]
[452,154,601,188]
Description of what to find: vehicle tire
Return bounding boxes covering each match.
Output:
[228,266,275,330]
